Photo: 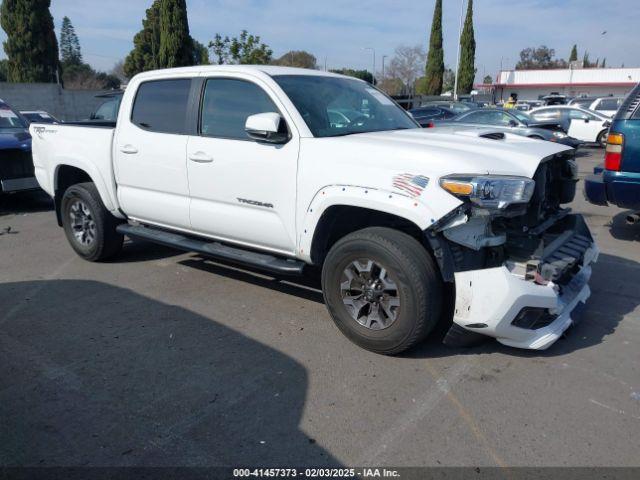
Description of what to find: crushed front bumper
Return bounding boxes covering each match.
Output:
[452,232,599,350]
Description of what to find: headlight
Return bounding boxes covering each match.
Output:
[440,175,535,209]
[553,131,568,138]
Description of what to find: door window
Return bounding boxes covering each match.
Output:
[131,79,192,134]
[568,109,598,121]
[200,78,280,140]
[595,99,619,111]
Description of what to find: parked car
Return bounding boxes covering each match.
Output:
[87,91,123,123]
[529,106,611,146]
[408,106,456,127]
[419,101,476,114]
[541,93,569,105]
[568,97,599,109]
[30,65,596,354]
[584,83,640,221]
[587,97,624,118]
[20,110,60,124]
[0,99,38,194]
[432,108,581,148]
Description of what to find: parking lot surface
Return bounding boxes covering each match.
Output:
[1,148,639,467]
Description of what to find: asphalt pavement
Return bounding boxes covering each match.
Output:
[0,148,638,468]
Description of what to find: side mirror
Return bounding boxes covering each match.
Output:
[509,120,518,127]
[584,118,590,123]
[245,112,289,144]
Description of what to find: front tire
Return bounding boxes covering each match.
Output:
[321,227,442,355]
[61,182,123,261]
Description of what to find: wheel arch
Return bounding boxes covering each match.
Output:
[307,204,431,267]
[53,163,120,226]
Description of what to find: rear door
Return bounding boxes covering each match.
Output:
[113,77,195,229]
[186,74,299,254]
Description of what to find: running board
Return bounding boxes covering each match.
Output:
[116,224,305,275]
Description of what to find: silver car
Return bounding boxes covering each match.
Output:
[433,108,582,148]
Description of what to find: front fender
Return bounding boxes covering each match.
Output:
[297,184,460,262]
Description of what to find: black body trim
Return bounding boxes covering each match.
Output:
[116,224,305,275]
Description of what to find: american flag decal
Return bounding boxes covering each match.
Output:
[392,174,430,197]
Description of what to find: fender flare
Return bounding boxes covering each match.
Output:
[297,184,444,263]
[53,159,121,215]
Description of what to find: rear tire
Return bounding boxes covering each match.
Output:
[321,227,442,355]
[597,130,608,148]
[61,182,123,261]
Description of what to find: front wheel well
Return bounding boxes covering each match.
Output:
[309,205,428,265]
[54,165,93,226]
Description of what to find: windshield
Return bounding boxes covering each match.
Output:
[0,101,27,130]
[510,110,531,124]
[273,75,418,137]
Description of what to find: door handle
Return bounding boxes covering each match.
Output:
[189,151,214,163]
[120,145,138,154]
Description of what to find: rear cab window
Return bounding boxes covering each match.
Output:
[131,79,192,134]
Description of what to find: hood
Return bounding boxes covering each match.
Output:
[0,130,31,150]
[324,128,571,180]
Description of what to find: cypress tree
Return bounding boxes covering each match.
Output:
[124,1,161,77]
[601,58,606,68]
[158,0,194,68]
[457,0,476,95]
[0,0,59,83]
[423,0,444,95]
[569,44,578,63]
[60,16,82,66]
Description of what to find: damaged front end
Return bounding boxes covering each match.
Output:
[427,150,598,350]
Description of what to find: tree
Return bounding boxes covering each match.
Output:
[583,52,591,68]
[330,68,374,84]
[601,58,607,68]
[386,45,425,94]
[272,50,317,69]
[158,0,194,69]
[0,59,8,81]
[379,77,405,96]
[124,0,203,77]
[192,39,209,65]
[423,0,444,95]
[209,30,272,65]
[0,0,59,83]
[61,63,120,90]
[483,75,493,84]
[569,44,578,62]
[124,1,161,77]
[516,46,566,70]
[111,60,127,82]
[442,67,455,93]
[457,0,476,95]
[60,16,82,66]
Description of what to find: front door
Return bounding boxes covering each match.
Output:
[186,76,299,254]
[114,77,193,229]
[567,109,600,142]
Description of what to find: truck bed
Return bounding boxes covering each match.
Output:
[29,122,120,214]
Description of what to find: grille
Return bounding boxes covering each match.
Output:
[0,149,34,180]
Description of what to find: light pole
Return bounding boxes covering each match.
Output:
[453,0,466,100]
[382,55,388,80]
[364,47,376,85]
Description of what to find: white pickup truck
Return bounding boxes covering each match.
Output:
[30,66,598,355]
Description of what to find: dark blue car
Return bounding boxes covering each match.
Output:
[584,83,640,222]
[0,99,37,194]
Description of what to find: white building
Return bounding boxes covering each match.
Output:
[492,67,640,101]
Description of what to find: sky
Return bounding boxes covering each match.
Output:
[1,0,639,82]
